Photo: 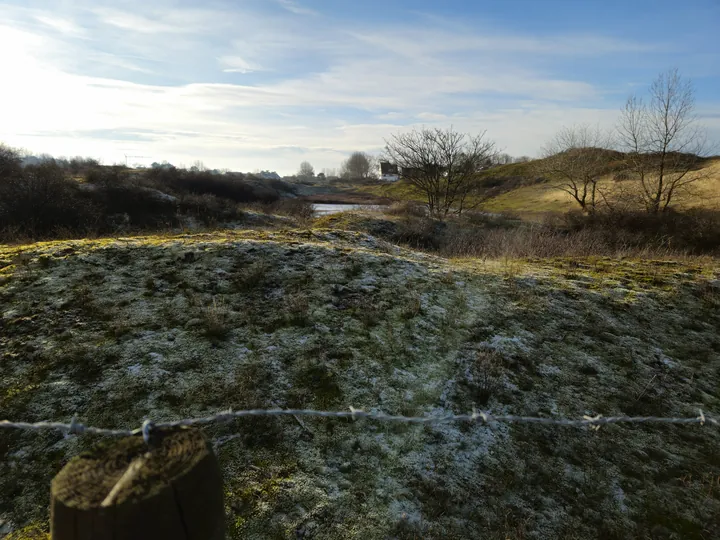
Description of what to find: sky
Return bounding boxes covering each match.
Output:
[0,0,719,175]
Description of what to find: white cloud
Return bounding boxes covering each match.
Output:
[350,28,664,58]
[33,14,87,37]
[89,7,218,34]
[0,0,716,174]
[276,0,317,16]
[219,56,263,73]
[90,8,179,33]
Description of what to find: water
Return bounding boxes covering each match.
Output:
[312,203,379,215]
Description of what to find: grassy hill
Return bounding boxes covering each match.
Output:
[481,157,720,217]
[1,230,719,539]
[356,157,720,219]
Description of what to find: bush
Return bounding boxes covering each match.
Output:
[261,199,315,221]
[149,168,278,204]
[0,143,22,180]
[178,193,244,225]
[85,165,129,187]
[265,178,297,195]
[91,185,178,229]
[470,350,504,406]
[561,209,720,254]
[392,218,445,250]
[385,201,427,218]
[68,157,100,175]
[0,162,100,238]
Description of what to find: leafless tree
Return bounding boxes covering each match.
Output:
[383,127,496,218]
[298,161,315,179]
[341,152,376,180]
[618,68,708,214]
[536,124,615,214]
[190,160,208,173]
[496,153,513,165]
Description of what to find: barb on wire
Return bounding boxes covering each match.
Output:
[0,408,717,438]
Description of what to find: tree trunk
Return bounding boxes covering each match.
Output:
[51,428,225,540]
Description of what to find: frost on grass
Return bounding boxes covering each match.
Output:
[0,232,719,539]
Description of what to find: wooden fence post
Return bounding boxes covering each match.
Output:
[50,427,225,540]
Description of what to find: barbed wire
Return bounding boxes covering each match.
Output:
[0,407,717,442]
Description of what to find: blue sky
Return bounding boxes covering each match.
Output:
[0,0,718,174]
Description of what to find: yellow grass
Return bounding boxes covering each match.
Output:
[353,158,720,219]
[482,157,720,216]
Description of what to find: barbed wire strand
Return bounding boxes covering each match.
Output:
[0,407,717,440]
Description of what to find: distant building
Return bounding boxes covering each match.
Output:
[380,161,399,182]
[400,166,424,180]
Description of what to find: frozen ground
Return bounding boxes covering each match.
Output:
[1,230,719,539]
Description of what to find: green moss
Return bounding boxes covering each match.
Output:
[224,462,300,539]
[4,524,49,540]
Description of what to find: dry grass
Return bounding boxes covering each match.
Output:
[442,224,690,260]
[480,157,720,217]
[201,297,231,338]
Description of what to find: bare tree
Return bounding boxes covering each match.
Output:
[618,68,708,214]
[341,152,376,180]
[383,127,496,218]
[298,161,315,179]
[496,153,513,165]
[190,160,208,173]
[536,124,615,214]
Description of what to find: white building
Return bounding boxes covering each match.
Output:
[380,161,400,182]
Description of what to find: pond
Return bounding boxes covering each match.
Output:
[312,203,380,215]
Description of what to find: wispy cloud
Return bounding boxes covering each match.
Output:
[90,8,185,33]
[33,14,88,37]
[276,0,317,16]
[0,0,717,173]
[350,28,665,58]
[218,56,263,74]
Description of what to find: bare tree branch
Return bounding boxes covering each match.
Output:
[617,69,708,214]
[534,125,616,214]
[383,127,496,218]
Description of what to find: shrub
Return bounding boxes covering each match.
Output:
[232,261,270,292]
[85,165,129,187]
[391,217,445,250]
[201,297,231,339]
[561,208,720,254]
[283,291,310,326]
[92,185,177,229]
[178,193,244,225]
[470,350,504,406]
[149,168,278,204]
[262,199,315,221]
[0,143,22,180]
[265,178,297,195]
[385,201,427,218]
[0,162,99,239]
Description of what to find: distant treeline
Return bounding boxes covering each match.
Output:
[0,145,307,242]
